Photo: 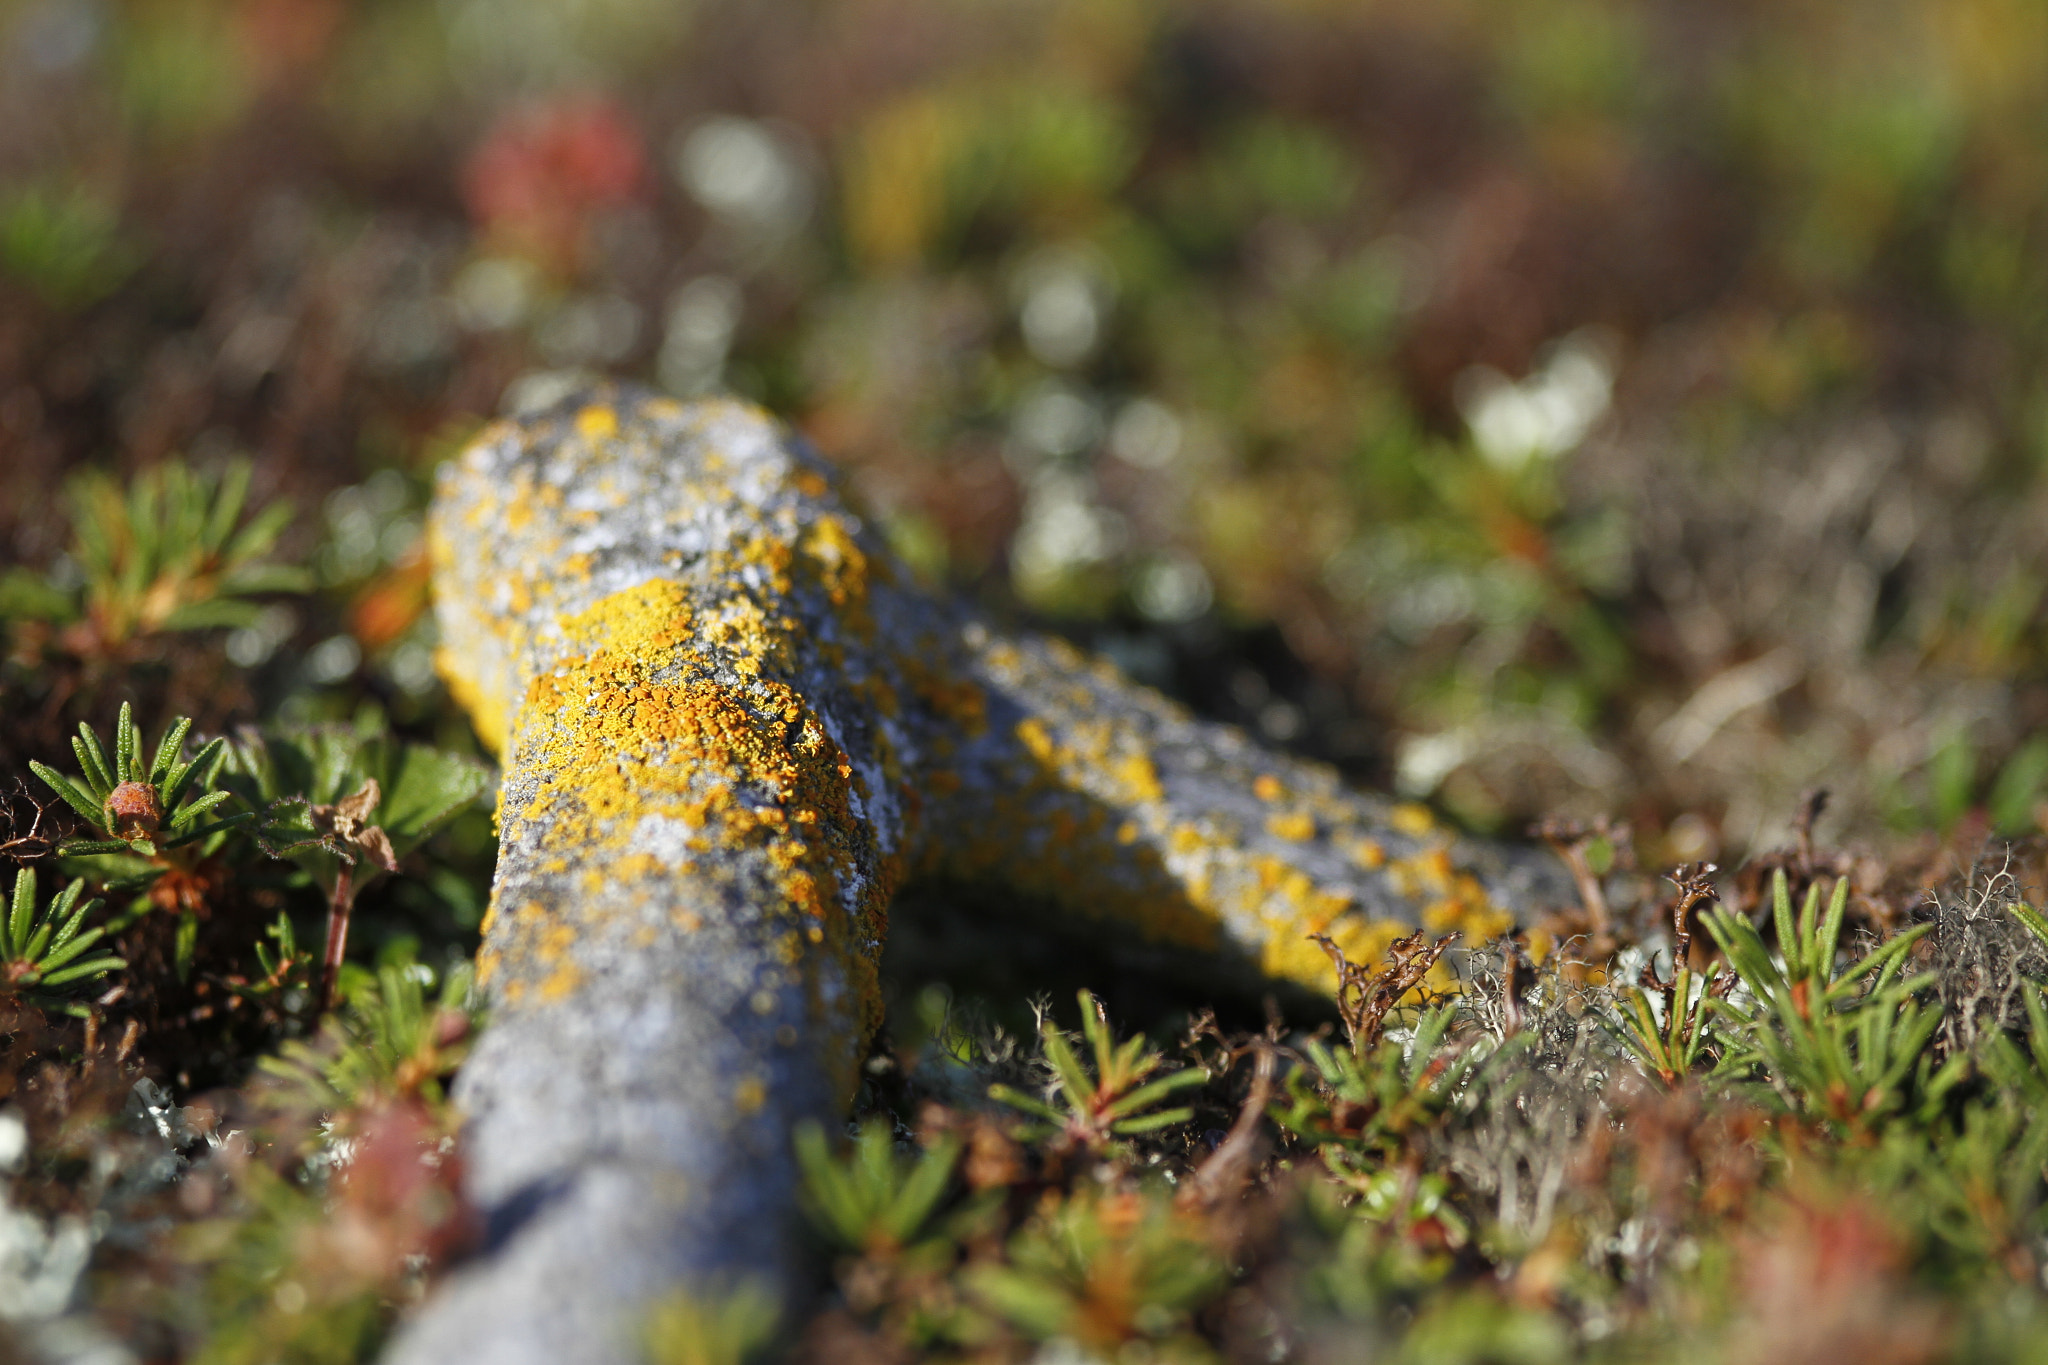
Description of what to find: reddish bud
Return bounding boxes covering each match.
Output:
[104,782,163,839]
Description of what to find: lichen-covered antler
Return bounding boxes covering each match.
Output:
[385,387,1564,1364]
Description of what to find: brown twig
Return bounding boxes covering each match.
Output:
[299,780,396,1016]
[1179,1039,1276,1211]
[318,860,356,1017]
[0,779,72,865]
[1661,863,1720,1019]
[1312,927,1459,1054]
[1532,816,1630,937]
[1792,788,1829,875]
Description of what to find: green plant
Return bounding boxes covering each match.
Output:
[1606,865,1724,1086]
[643,1280,781,1365]
[1705,871,1955,1133]
[0,181,140,309]
[1,867,124,1014]
[177,1160,390,1365]
[1274,1003,1519,1164]
[215,912,317,1006]
[1391,1288,1572,1365]
[1863,1092,2048,1284]
[30,704,241,857]
[1287,1176,1462,1334]
[1867,908,2048,1279]
[257,960,479,1114]
[222,723,490,1011]
[0,458,308,650]
[964,1186,1224,1355]
[794,1117,965,1260]
[987,989,1206,1156]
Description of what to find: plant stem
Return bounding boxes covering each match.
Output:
[319,860,355,1015]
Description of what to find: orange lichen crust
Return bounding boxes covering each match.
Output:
[919,627,1551,998]
[401,384,1567,1365]
[484,578,884,1064]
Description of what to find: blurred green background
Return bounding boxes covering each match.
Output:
[4,0,2048,863]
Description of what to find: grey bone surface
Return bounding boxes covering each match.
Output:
[383,387,1566,1364]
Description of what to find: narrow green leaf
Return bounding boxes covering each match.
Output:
[1928,725,1979,831]
[159,599,263,632]
[1076,989,1112,1074]
[165,463,201,560]
[7,868,34,960]
[1040,1027,1095,1107]
[1705,906,1783,999]
[168,788,232,829]
[56,838,135,857]
[2023,986,2048,1067]
[44,894,94,955]
[1617,990,1659,1053]
[1827,924,1933,1004]
[114,701,135,784]
[1099,1067,1208,1122]
[794,1122,870,1249]
[66,478,112,579]
[1796,881,1821,967]
[38,925,105,972]
[1111,1033,1150,1091]
[966,1265,1079,1337]
[68,739,104,801]
[218,564,314,595]
[2011,903,2048,955]
[29,762,103,828]
[222,499,294,569]
[72,726,112,796]
[149,716,192,786]
[37,955,124,988]
[47,879,84,926]
[1816,876,1849,985]
[853,1123,894,1204]
[882,1135,961,1244]
[203,459,252,552]
[1772,870,1799,979]
[1688,971,1718,1048]
[1110,1106,1195,1135]
[986,1083,1066,1125]
[164,735,227,812]
[21,921,53,965]
[127,473,160,580]
[1875,1006,1942,1093]
[174,915,197,983]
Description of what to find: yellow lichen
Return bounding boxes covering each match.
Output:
[577,405,619,441]
[1391,802,1435,836]
[472,573,888,1096]
[1015,717,1056,763]
[1265,810,1316,842]
[1114,751,1165,804]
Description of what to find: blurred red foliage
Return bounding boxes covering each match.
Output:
[461,96,647,273]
